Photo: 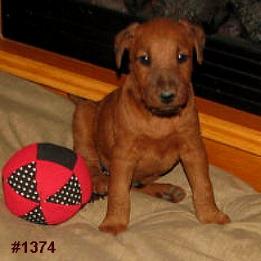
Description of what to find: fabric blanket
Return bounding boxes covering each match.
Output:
[0,71,260,261]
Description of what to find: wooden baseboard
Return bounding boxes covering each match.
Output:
[0,38,260,191]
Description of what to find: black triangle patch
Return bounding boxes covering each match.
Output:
[21,206,47,225]
[47,174,82,205]
[8,161,40,202]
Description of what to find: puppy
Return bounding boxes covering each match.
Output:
[73,18,230,235]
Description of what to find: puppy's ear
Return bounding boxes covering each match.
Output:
[114,23,139,69]
[179,20,206,64]
[193,25,205,64]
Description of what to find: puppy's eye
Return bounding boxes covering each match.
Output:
[177,53,188,63]
[138,54,151,66]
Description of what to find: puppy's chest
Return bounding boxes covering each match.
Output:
[134,135,180,177]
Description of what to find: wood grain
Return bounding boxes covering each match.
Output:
[0,49,116,100]
[204,139,260,191]
[200,113,261,156]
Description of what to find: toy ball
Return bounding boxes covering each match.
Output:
[2,143,92,225]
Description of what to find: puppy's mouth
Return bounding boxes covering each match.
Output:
[148,105,184,117]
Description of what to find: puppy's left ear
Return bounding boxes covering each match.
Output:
[179,20,206,64]
[114,23,139,69]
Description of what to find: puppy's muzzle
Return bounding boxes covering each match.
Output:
[155,73,178,105]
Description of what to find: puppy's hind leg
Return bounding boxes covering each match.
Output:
[73,99,108,197]
[133,182,186,203]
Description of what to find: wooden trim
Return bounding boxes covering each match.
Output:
[199,113,261,156]
[0,38,260,190]
[0,39,123,85]
[0,49,116,101]
[204,139,260,191]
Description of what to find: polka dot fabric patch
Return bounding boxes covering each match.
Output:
[22,206,47,225]
[7,161,40,202]
[47,175,82,205]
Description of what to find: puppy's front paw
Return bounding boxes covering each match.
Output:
[198,209,230,225]
[99,221,127,235]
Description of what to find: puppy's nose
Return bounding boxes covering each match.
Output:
[160,91,175,104]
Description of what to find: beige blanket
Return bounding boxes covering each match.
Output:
[0,72,260,261]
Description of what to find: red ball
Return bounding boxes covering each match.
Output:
[2,143,92,225]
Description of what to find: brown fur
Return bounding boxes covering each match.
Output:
[73,18,230,235]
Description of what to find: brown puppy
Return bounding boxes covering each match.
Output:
[73,18,230,235]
